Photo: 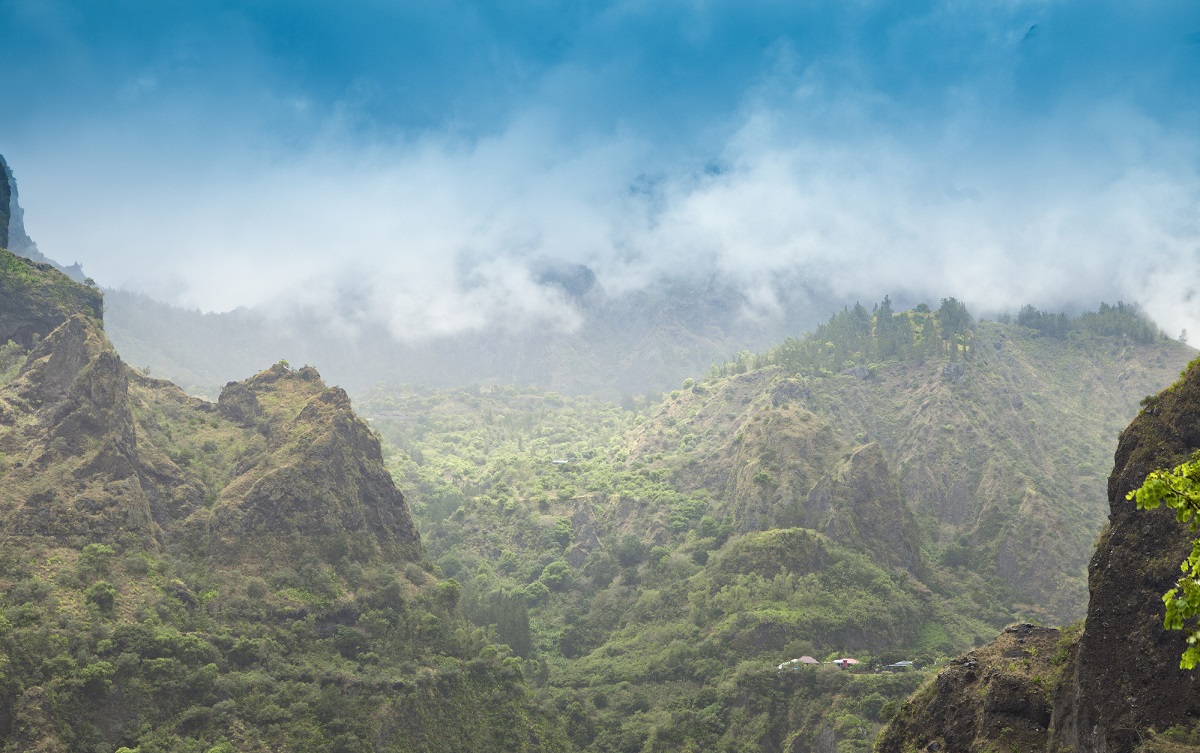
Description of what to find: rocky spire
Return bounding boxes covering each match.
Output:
[0,154,87,282]
[0,155,11,251]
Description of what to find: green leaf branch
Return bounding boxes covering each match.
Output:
[1128,451,1200,669]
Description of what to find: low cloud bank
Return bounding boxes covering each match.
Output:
[5,1,1196,340]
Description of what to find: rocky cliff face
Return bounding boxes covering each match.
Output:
[880,357,1200,752]
[1047,357,1200,752]
[0,156,10,251]
[1,154,41,257]
[0,154,86,281]
[877,623,1061,753]
[0,247,421,565]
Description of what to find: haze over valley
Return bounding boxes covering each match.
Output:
[1,2,1199,752]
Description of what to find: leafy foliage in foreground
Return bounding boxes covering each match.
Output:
[1128,447,1200,669]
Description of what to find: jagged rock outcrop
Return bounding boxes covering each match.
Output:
[0,311,203,543]
[881,357,1200,752]
[0,248,102,348]
[195,363,421,563]
[0,154,86,281]
[1047,358,1200,752]
[0,248,421,564]
[877,623,1060,753]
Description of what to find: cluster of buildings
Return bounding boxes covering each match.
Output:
[776,657,915,672]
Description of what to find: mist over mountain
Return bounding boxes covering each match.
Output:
[2,3,1199,750]
[3,2,1197,342]
[101,271,846,397]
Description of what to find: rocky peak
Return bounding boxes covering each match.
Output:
[199,362,422,564]
[0,249,422,567]
[0,154,87,281]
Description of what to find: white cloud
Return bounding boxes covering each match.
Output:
[7,2,1198,343]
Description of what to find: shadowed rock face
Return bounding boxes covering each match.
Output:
[0,156,10,251]
[0,154,84,280]
[1049,359,1200,753]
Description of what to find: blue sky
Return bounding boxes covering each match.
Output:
[2,1,1198,337]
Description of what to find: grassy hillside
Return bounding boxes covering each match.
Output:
[5,241,1193,753]
[0,248,568,753]
[360,299,1192,751]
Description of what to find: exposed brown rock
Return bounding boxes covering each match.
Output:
[0,250,422,567]
[877,623,1061,753]
[1048,358,1200,753]
[882,357,1200,753]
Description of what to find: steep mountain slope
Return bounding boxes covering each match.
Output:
[879,355,1200,753]
[0,247,567,752]
[617,318,1190,622]
[0,310,420,565]
[0,251,101,348]
[361,310,1188,752]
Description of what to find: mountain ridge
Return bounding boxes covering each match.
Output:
[359,308,1190,751]
[0,245,569,752]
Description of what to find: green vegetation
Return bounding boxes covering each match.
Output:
[0,246,568,752]
[358,385,964,750]
[711,296,1166,380]
[0,339,23,384]
[1011,301,1165,343]
[355,305,1189,750]
[0,539,567,752]
[3,239,1194,753]
[1128,449,1200,669]
[0,247,103,346]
